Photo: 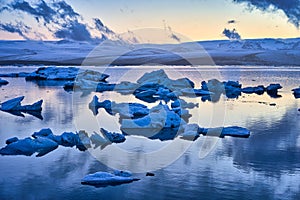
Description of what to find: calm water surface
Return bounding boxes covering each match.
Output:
[0,66,299,200]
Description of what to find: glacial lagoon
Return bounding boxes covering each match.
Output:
[0,65,299,200]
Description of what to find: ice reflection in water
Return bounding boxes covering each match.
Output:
[0,66,299,199]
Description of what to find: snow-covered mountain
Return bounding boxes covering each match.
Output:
[0,38,299,66]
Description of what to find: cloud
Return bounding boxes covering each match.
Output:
[11,0,56,24]
[169,33,181,42]
[94,18,114,35]
[163,20,181,42]
[227,19,237,24]
[222,28,241,40]
[0,21,31,39]
[0,0,116,41]
[232,0,300,28]
[54,20,92,41]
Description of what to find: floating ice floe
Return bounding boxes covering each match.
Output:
[0,96,43,119]
[131,69,196,103]
[121,103,187,141]
[0,78,8,86]
[242,85,265,95]
[32,128,88,151]
[64,69,111,91]
[292,86,300,98]
[100,128,126,143]
[90,132,111,149]
[0,128,91,157]
[81,170,139,187]
[204,126,250,138]
[25,67,80,81]
[0,137,58,157]
[266,83,282,98]
[200,79,242,101]
[89,95,149,118]
[171,99,199,109]
[180,124,201,141]
[180,124,250,140]
[0,96,42,111]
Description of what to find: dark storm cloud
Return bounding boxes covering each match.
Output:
[232,0,300,28]
[11,0,56,24]
[0,21,31,39]
[54,20,92,41]
[222,28,241,40]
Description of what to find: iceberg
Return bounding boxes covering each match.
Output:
[25,67,80,81]
[0,78,8,86]
[292,87,300,98]
[180,124,200,141]
[90,132,111,149]
[114,81,139,94]
[266,83,282,98]
[89,95,149,118]
[179,124,250,141]
[200,79,243,100]
[204,126,250,138]
[5,137,19,145]
[0,137,58,157]
[180,88,212,96]
[121,103,187,140]
[242,85,265,95]
[171,99,199,109]
[0,96,43,119]
[81,170,139,187]
[32,129,88,151]
[100,128,126,143]
[132,69,195,103]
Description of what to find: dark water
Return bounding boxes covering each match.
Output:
[0,66,299,200]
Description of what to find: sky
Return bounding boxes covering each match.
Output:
[0,0,299,42]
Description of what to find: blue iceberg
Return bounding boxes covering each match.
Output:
[81,170,139,187]
[0,137,58,157]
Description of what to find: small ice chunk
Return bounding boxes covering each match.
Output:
[81,171,138,186]
[100,128,126,143]
[205,126,250,138]
[292,87,300,98]
[0,78,9,86]
[180,124,200,141]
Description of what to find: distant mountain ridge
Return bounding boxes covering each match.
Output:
[0,38,299,66]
